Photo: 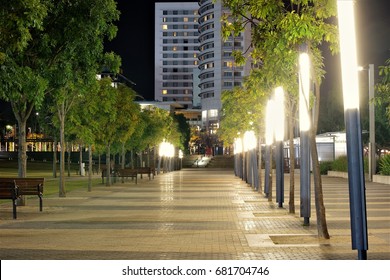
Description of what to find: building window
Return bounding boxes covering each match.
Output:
[162,24,168,30]
[162,90,168,95]
[209,109,218,118]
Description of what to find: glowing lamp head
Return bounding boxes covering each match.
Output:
[337,0,360,110]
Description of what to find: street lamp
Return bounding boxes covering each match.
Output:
[274,87,285,208]
[359,64,376,181]
[299,51,311,225]
[264,99,275,198]
[337,0,368,260]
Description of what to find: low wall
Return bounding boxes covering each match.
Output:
[373,175,390,185]
[327,171,348,179]
[328,170,390,185]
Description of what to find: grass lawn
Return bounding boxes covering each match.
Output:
[0,159,103,198]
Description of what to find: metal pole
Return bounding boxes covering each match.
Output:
[264,145,271,196]
[275,141,284,208]
[345,108,368,259]
[300,131,311,225]
[368,64,376,181]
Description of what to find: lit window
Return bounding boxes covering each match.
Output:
[183,17,188,22]
[209,109,218,118]
[202,110,207,121]
[162,24,168,30]
[173,46,177,51]
[162,90,168,95]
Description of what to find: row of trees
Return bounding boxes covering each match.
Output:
[217,0,339,239]
[218,0,390,239]
[0,1,189,196]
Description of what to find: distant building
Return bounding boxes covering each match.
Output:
[154,1,252,154]
[198,0,252,134]
[154,2,200,108]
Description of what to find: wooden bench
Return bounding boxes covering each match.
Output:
[15,178,44,212]
[118,169,138,184]
[0,178,44,219]
[134,167,155,180]
[101,166,120,184]
[0,181,18,219]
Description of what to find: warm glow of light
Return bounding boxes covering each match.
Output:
[159,141,174,157]
[299,52,311,131]
[265,100,275,145]
[243,130,256,151]
[234,138,243,154]
[274,87,285,141]
[178,149,183,159]
[337,0,360,110]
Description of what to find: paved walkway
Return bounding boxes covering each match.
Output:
[0,168,389,260]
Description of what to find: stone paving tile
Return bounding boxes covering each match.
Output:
[0,168,389,260]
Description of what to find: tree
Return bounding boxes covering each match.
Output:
[0,0,120,181]
[220,0,339,238]
[172,113,191,153]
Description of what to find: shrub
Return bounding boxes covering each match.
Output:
[319,161,332,175]
[379,154,390,175]
[331,155,348,172]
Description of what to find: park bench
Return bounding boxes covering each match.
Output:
[132,167,155,180]
[118,169,138,184]
[0,181,18,219]
[0,177,44,219]
[101,165,119,184]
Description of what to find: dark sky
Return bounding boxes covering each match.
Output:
[105,0,390,101]
[104,0,196,100]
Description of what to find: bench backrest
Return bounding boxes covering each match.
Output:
[15,178,44,195]
[0,178,44,196]
[0,181,18,199]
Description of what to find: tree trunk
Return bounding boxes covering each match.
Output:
[106,144,111,186]
[79,145,84,176]
[59,104,66,197]
[88,144,92,192]
[52,137,57,178]
[67,142,71,177]
[311,80,330,239]
[121,143,125,169]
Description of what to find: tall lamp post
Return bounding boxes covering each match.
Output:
[337,0,368,260]
[274,87,285,208]
[299,51,311,226]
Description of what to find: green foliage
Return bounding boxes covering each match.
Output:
[379,154,390,175]
[319,161,332,175]
[331,155,348,172]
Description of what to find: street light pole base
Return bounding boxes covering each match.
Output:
[358,250,367,260]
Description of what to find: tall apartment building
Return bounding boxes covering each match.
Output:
[154,2,200,108]
[198,0,252,134]
[154,1,251,149]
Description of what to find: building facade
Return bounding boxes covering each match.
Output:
[198,0,252,134]
[154,2,200,108]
